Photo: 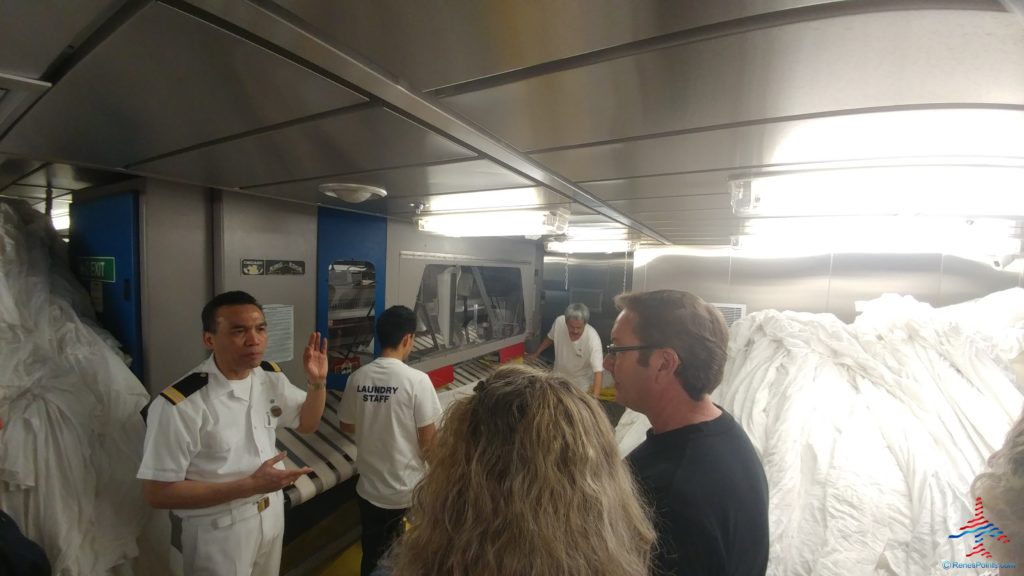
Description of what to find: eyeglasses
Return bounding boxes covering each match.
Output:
[604,344,662,356]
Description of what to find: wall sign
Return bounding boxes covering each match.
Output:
[241,259,305,275]
[78,257,116,283]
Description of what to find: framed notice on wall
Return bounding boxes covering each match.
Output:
[263,304,294,362]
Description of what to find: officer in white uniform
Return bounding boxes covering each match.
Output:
[137,291,328,576]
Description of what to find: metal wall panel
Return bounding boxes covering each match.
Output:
[729,254,831,313]
[1,3,368,168]
[938,254,1021,307]
[215,191,318,388]
[827,253,943,321]
[444,10,1024,151]
[133,107,475,189]
[635,249,732,303]
[271,0,835,92]
[139,180,213,393]
[0,0,120,79]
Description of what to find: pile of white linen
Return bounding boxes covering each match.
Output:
[716,291,1024,576]
[0,199,152,575]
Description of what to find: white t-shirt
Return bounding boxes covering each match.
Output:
[548,315,604,391]
[339,357,441,509]
[137,356,306,516]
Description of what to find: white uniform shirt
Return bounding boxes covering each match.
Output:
[137,356,307,517]
[339,357,441,509]
[548,315,604,391]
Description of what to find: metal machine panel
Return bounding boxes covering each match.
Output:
[134,107,474,189]
[730,254,831,314]
[634,249,732,303]
[827,253,942,322]
[245,159,534,209]
[0,0,120,79]
[541,252,633,354]
[938,254,1021,307]
[270,0,834,91]
[443,10,1024,152]
[1,2,367,168]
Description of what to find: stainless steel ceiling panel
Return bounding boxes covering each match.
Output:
[827,253,942,320]
[533,107,1024,182]
[18,163,125,190]
[386,189,570,216]
[730,254,831,313]
[583,172,729,201]
[0,155,43,190]
[133,107,475,188]
[245,159,533,204]
[0,0,120,79]
[607,194,730,213]
[445,10,1024,151]
[269,0,836,91]
[1,2,367,168]
[937,254,1020,306]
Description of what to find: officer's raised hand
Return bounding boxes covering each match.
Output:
[304,331,328,388]
[249,452,311,493]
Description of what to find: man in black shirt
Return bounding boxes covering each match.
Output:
[604,290,769,576]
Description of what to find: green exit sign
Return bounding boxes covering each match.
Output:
[79,257,115,283]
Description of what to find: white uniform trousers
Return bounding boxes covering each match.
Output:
[180,491,285,576]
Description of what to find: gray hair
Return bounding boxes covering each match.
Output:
[972,411,1024,544]
[564,303,590,323]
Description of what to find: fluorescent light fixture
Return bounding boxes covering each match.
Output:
[319,183,387,203]
[731,165,1024,217]
[731,216,1022,256]
[416,208,569,237]
[425,187,548,212]
[546,239,635,253]
[565,225,631,241]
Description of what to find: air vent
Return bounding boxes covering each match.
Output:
[711,303,747,327]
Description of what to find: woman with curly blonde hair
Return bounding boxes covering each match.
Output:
[383,364,654,576]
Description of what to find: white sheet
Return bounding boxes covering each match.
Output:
[0,200,153,575]
[716,291,1024,575]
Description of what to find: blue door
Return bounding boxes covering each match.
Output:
[317,207,387,390]
[69,191,143,381]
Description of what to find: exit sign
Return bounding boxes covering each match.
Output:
[79,257,116,283]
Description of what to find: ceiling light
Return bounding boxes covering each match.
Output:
[546,239,635,253]
[416,209,569,237]
[730,165,1024,217]
[425,187,548,212]
[731,216,1022,256]
[318,183,387,203]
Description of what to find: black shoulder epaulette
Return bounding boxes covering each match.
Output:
[140,372,209,424]
[160,372,209,405]
[260,360,282,373]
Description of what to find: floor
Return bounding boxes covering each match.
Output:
[314,541,362,576]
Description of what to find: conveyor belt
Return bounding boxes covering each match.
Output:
[277,356,557,509]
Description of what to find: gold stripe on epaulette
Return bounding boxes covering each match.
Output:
[162,387,187,405]
[265,361,281,372]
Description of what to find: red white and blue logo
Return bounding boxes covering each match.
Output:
[948,497,1011,559]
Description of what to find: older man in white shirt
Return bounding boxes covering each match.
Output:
[527,303,604,397]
